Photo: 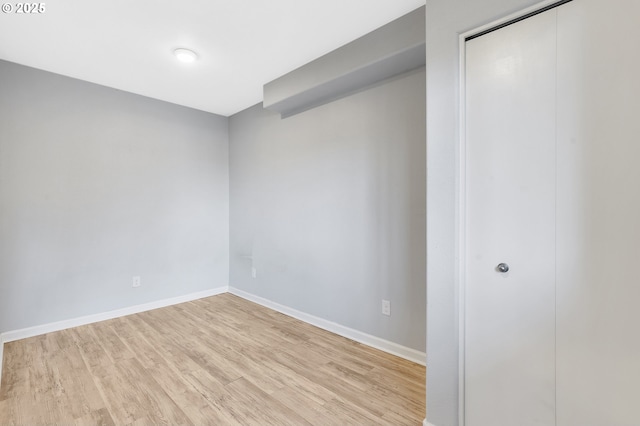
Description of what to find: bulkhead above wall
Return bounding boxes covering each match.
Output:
[263,6,425,118]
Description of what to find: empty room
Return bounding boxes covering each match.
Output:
[3,0,640,425]
[0,1,427,425]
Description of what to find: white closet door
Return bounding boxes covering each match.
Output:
[464,9,557,426]
[556,1,640,424]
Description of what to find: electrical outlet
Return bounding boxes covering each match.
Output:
[251,267,257,279]
[132,276,141,288]
[382,299,391,316]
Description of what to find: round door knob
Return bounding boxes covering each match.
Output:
[496,263,509,273]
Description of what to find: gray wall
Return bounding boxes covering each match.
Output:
[0,60,229,333]
[230,69,426,351]
[425,1,543,425]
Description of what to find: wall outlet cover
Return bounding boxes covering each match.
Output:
[382,299,391,316]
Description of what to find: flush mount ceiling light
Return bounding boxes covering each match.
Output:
[173,48,198,63]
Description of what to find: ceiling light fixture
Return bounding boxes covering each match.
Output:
[173,48,198,63]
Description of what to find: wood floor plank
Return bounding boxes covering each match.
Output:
[382,407,426,426]
[46,344,106,419]
[367,364,427,397]
[1,340,28,371]
[88,322,134,364]
[0,293,425,425]
[322,360,425,418]
[300,338,377,375]
[222,377,312,426]
[108,317,166,369]
[179,369,234,414]
[322,397,390,425]
[269,384,337,425]
[125,313,205,375]
[96,357,193,425]
[68,326,114,377]
[0,364,29,402]
[0,398,18,425]
[146,364,239,425]
[73,408,116,426]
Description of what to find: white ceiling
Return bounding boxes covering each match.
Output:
[0,0,425,116]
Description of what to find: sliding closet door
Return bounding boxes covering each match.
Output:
[464,9,557,426]
[556,1,640,424]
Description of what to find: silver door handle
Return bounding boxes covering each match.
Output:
[496,263,509,273]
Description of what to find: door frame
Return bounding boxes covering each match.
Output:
[456,1,567,423]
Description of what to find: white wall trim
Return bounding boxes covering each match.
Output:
[424,420,437,426]
[457,28,468,426]
[1,285,425,391]
[228,286,426,366]
[0,333,4,387]
[0,286,228,344]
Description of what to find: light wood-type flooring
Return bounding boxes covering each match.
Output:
[0,293,425,425]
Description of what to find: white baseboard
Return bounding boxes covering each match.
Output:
[424,420,437,426]
[0,334,4,387]
[228,286,426,366]
[0,286,228,344]
[0,284,425,392]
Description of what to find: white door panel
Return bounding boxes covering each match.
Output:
[465,9,557,426]
[556,1,640,424]
[465,0,640,424]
